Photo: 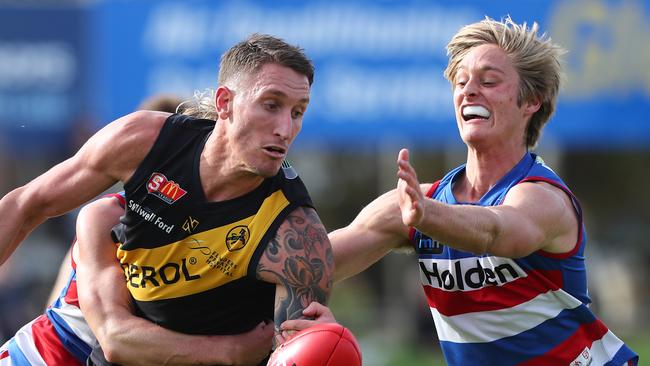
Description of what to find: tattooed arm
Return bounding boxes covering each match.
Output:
[256,206,335,345]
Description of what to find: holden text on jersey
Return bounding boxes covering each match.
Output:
[419,256,526,291]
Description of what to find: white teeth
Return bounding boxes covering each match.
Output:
[462,105,490,119]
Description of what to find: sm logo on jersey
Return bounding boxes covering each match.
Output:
[146,172,187,204]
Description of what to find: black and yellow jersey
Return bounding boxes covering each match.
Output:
[112,114,313,335]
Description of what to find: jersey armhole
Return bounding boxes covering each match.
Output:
[122,115,174,193]
[247,202,308,279]
[518,176,584,259]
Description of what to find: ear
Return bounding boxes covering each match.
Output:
[215,86,233,120]
[524,96,542,116]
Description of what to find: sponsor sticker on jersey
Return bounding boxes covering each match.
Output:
[226,225,250,251]
[128,199,175,233]
[419,256,527,291]
[182,216,200,234]
[570,346,593,366]
[281,160,298,179]
[415,233,444,254]
[146,172,187,204]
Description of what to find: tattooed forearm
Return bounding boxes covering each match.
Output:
[257,206,334,329]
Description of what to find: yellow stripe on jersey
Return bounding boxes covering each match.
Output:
[117,190,290,301]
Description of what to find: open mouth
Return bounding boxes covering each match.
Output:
[462,105,491,121]
[263,145,286,156]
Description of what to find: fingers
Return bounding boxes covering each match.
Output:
[396,147,425,227]
[397,149,414,175]
[403,183,422,202]
[396,150,421,194]
[397,150,419,188]
[280,319,319,332]
[397,160,418,183]
[279,302,337,334]
[397,148,410,163]
[301,301,330,317]
[280,329,297,342]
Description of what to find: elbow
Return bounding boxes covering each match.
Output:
[89,323,135,365]
[98,325,128,364]
[9,186,48,226]
[101,345,120,364]
[0,188,41,264]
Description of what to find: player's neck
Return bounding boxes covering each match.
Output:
[201,171,264,202]
[199,151,265,203]
[460,147,526,201]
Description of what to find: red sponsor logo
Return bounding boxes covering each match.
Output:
[146,173,187,204]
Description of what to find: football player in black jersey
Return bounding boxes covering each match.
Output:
[0,34,333,366]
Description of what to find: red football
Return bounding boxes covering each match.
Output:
[268,323,362,366]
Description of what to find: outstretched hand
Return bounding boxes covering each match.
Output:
[397,148,425,228]
[277,302,337,343]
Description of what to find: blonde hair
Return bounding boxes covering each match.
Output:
[179,89,218,120]
[444,16,565,149]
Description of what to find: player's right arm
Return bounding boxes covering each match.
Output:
[329,187,418,283]
[76,196,274,366]
[0,110,167,266]
[256,206,335,347]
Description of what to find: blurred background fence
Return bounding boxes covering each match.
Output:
[1,0,648,364]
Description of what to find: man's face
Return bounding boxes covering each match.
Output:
[453,44,536,151]
[226,63,310,178]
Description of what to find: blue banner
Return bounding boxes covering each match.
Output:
[0,5,87,152]
[2,0,649,150]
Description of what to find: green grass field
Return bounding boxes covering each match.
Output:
[627,333,650,362]
[364,332,650,365]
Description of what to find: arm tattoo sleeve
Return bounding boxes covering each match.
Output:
[257,206,334,328]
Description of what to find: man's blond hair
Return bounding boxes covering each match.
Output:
[444,16,565,149]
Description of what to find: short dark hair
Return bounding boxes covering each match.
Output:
[182,34,315,120]
[218,33,314,86]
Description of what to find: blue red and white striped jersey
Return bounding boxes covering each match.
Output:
[410,153,638,366]
[0,193,125,366]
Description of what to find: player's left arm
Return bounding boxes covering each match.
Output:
[257,206,335,346]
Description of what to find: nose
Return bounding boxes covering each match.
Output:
[461,77,479,98]
[273,111,293,140]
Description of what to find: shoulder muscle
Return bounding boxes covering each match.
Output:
[83,110,170,182]
[499,181,579,255]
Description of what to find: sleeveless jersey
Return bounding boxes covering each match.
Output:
[0,193,125,366]
[410,153,638,366]
[112,114,314,335]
